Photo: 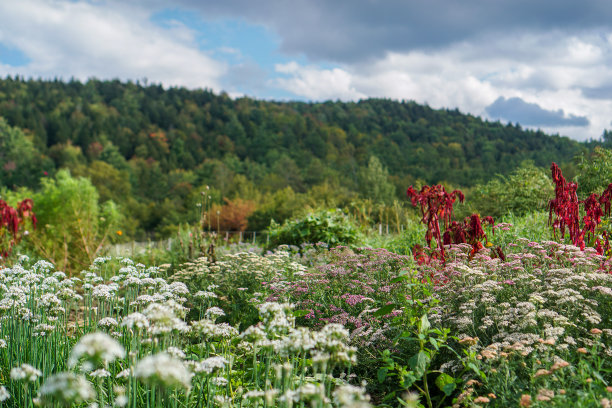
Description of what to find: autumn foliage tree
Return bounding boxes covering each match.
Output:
[206,198,256,233]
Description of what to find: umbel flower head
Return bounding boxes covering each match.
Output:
[37,372,95,407]
[134,352,193,390]
[68,332,125,370]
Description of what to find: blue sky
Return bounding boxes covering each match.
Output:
[1,0,612,141]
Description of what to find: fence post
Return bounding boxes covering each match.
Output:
[386,224,389,234]
[379,224,382,235]
[252,231,256,244]
[239,231,243,243]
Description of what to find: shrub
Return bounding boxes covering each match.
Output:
[267,209,362,250]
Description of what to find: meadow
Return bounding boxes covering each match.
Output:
[0,163,611,408]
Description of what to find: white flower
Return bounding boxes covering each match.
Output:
[166,347,186,359]
[193,356,228,374]
[205,307,226,319]
[134,353,192,390]
[69,332,125,369]
[121,313,149,330]
[98,317,119,328]
[38,372,95,406]
[89,369,111,378]
[194,291,217,299]
[10,363,42,382]
[0,386,9,402]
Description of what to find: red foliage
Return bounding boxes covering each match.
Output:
[0,198,37,260]
[548,163,582,248]
[443,213,495,257]
[407,184,464,262]
[548,163,612,255]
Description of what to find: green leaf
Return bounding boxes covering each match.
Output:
[429,337,439,350]
[435,373,456,396]
[408,351,430,378]
[419,314,430,333]
[374,304,396,317]
[293,310,311,318]
[377,367,388,383]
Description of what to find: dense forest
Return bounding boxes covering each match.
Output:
[0,77,596,237]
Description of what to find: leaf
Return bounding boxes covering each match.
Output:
[293,310,310,318]
[377,367,388,383]
[420,314,430,333]
[429,337,439,350]
[435,373,456,396]
[374,304,395,317]
[408,351,430,377]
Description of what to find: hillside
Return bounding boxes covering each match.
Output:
[0,77,591,235]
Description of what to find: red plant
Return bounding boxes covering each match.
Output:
[548,163,612,254]
[443,214,495,257]
[407,184,464,262]
[0,198,37,260]
[548,163,582,247]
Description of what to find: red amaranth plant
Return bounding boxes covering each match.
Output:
[548,163,612,254]
[0,198,37,260]
[443,214,495,256]
[407,184,464,261]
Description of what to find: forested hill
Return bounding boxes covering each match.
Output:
[0,77,587,191]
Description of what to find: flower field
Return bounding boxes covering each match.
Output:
[0,164,610,408]
[0,222,611,408]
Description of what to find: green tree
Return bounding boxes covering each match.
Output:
[27,170,121,272]
[358,156,395,204]
[0,117,50,188]
[468,162,553,218]
[575,147,612,198]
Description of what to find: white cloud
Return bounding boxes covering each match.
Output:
[274,62,366,100]
[270,32,612,141]
[0,0,225,89]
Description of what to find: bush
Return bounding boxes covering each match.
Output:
[468,162,552,218]
[26,170,122,272]
[267,209,362,250]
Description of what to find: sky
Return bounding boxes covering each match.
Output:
[1,1,612,141]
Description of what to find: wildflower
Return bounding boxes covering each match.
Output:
[98,317,118,328]
[519,394,532,407]
[550,359,570,371]
[211,377,228,387]
[11,363,42,382]
[0,386,9,402]
[134,353,192,390]
[534,369,552,378]
[536,389,554,401]
[194,356,228,374]
[121,312,149,330]
[333,384,371,408]
[577,347,588,354]
[89,369,111,378]
[474,396,490,403]
[161,347,184,361]
[205,307,226,319]
[458,336,479,346]
[37,372,95,406]
[69,332,125,370]
[591,328,603,335]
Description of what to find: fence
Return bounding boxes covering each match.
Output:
[107,225,405,257]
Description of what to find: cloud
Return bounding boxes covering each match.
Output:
[0,0,225,89]
[273,62,366,101]
[155,0,612,63]
[485,97,589,127]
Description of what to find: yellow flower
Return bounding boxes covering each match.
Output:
[116,230,123,236]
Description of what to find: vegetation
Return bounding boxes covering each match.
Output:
[0,76,592,239]
[1,77,612,407]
